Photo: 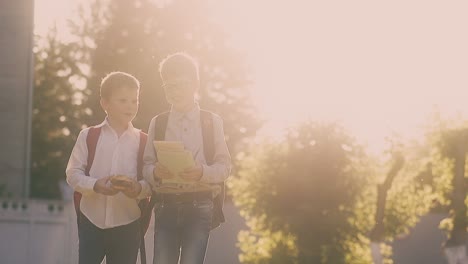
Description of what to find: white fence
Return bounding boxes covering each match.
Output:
[0,199,158,264]
[0,198,244,264]
[1,198,449,264]
[0,199,77,264]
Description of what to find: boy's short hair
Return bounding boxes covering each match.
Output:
[100,71,140,99]
[159,52,199,81]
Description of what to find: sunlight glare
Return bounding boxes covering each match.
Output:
[35,0,468,153]
[211,0,468,152]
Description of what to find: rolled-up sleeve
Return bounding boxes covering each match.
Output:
[200,115,231,184]
[143,117,158,189]
[66,129,97,196]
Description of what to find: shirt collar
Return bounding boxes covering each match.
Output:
[96,117,135,132]
[170,103,200,122]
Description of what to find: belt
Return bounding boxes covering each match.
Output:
[157,191,212,204]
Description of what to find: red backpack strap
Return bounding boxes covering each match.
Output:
[85,127,102,176]
[74,126,101,217]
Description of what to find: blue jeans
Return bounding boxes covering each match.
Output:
[153,197,213,264]
[78,213,140,264]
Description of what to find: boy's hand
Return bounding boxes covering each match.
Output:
[180,165,203,182]
[153,162,174,180]
[94,176,119,196]
[121,180,142,199]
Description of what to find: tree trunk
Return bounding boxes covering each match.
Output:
[369,153,404,264]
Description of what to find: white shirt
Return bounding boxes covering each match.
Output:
[143,104,231,190]
[66,119,152,229]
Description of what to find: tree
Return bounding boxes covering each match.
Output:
[426,118,468,264]
[230,122,374,263]
[231,123,437,264]
[31,0,260,198]
[442,130,468,264]
[366,135,435,264]
[81,0,260,154]
[369,150,405,264]
[31,29,91,199]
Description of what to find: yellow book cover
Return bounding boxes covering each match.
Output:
[156,150,195,184]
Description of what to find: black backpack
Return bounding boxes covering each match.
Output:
[152,110,226,229]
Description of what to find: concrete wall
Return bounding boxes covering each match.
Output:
[0,1,34,197]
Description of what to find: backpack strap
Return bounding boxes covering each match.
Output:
[137,131,148,180]
[136,131,149,264]
[154,111,170,142]
[200,110,215,165]
[200,110,226,229]
[85,127,101,176]
[151,112,170,184]
[73,127,101,216]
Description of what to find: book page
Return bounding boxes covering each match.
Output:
[156,150,195,183]
[153,140,195,184]
[153,140,217,193]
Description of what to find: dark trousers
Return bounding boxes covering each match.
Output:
[78,213,141,264]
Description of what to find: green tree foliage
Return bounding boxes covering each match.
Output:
[377,137,436,240]
[31,0,260,198]
[31,29,91,199]
[365,136,435,264]
[424,115,468,249]
[230,122,374,263]
[230,123,436,263]
[80,0,260,153]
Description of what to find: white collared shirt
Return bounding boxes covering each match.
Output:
[66,119,152,229]
[143,104,232,190]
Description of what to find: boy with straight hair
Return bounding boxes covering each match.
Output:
[66,71,152,264]
[143,52,231,264]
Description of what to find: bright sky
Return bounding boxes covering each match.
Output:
[35,0,468,151]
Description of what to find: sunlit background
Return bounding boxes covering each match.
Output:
[19,1,468,263]
[35,0,468,153]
